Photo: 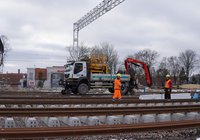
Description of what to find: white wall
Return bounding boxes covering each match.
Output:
[27,68,35,87]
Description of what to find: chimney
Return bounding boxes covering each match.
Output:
[18,69,20,74]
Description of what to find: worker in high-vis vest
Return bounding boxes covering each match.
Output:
[112,73,122,101]
[164,74,172,99]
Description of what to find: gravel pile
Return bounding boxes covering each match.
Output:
[47,128,200,140]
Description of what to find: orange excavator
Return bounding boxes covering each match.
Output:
[125,58,152,86]
[119,58,152,94]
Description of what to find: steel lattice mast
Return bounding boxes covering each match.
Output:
[73,0,125,59]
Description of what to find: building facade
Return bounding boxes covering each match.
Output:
[0,72,27,88]
[27,66,65,88]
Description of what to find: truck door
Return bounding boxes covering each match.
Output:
[73,62,86,78]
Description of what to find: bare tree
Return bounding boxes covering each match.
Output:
[90,45,102,57]
[66,43,91,61]
[134,49,159,69]
[155,57,170,87]
[167,56,181,84]
[179,67,187,84]
[0,35,11,69]
[66,46,76,61]
[100,42,118,73]
[179,49,197,83]
[90,43,119,73]
[197,55,200,73]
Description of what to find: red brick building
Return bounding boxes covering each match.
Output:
[0,72,27,87]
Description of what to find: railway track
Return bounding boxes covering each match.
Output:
[1,120,200,138]
[0,91,199,139]
[0,95,139,100]
[0,98,199,104]
[0,105,200,117]
[0,90,193,97]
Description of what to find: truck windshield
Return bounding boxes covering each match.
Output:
[65,64,73,72]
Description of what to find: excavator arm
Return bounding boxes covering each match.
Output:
[125,58,152,87]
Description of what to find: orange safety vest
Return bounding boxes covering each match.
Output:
[165,79,172,88]
[114,79,121,90]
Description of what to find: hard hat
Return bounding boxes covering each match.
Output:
[166,74,170,78]
[117,73,121,77]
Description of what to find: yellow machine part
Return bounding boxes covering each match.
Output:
[89,63,108,74]
[89,54,108,74]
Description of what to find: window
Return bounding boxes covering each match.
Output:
[74,63,83,74]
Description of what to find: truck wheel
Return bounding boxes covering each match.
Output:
[78,83,89,94]
[121,82,129,95]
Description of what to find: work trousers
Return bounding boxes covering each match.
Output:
[113,89,121,99]
[164,88,171,99]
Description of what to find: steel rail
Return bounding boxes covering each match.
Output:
[0,90,193,94]
[0,95,138,99]
[0,98,199,105]
[0,105,200,117]
[1,120,200,138]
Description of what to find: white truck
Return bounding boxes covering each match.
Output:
[59,58,152,95]
[59,60,130,94]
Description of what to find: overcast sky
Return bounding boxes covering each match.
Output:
[1,0,200,73]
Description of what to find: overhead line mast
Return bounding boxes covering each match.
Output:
[73,0,125,60]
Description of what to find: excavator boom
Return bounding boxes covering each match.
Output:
[125,58,152,87]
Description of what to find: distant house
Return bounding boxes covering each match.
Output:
[0,72,27,87]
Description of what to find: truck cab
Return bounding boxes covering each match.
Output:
[60,61,90,94]
[65,61,87,79]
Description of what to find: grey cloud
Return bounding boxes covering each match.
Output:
[1,0,200,72]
